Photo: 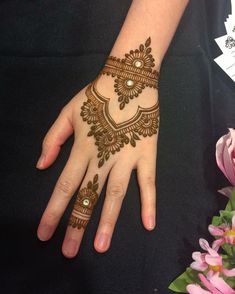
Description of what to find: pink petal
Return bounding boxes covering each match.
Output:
[216,132,230,176]
[217,187,234,198]
[228,128,235,139]
[207,247,220,257]
[208,225,224,236]
[192,251,204,261]
[199,273,222,294]
[223,135,235,185]
[212,239,224,251]
[222,268,235,277]
[190,261,208,271]
[232,215,235,230]
[199,238,210,251]
[186,284,212,294]
[210,274,235,293]
[205,254,222,266]
[224,235,235,244]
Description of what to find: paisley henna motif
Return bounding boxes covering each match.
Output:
[101,37,159,109]
[68,174,99,229]
[81,79,159,168]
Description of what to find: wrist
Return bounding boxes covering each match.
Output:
[99,37,160,109]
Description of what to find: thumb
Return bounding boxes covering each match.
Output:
[36,105,74,169]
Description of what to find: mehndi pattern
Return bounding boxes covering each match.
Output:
[81,79,159,168]
[101,37,159,109]
[68,174,99,229]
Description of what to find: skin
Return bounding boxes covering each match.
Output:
[36,0,189,258]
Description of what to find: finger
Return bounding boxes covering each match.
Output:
[36,104,74,169]
[62,165,110,258]
[94,163,132,253]
[137,156,157,231]
[37,143,88,241]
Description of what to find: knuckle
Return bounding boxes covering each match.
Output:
[107,184,124,200]
[43,210,59,224]
[142,176,156,187]
[100,218,114,229]
[42,136,52,151]
[60,105,68,115]
[56,179,74,197]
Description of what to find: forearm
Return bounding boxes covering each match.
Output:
[109,0,189,70]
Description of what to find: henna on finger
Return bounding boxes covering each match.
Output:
[68,174,99,230]
[101,37,159,109]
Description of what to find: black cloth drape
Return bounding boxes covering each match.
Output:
[1,1,235,293]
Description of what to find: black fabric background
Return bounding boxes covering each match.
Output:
[0,1,235,293]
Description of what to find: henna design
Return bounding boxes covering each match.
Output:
[225,36,235,49]
[101,37,159,109]
[81,79,159,168]
[68,174,99,229]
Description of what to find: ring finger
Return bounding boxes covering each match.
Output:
[61,162,110,258]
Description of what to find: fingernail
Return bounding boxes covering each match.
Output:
[36,154,46,168]
[64,239,79,257]
[148,216,155,230]
[96,233,110,250]
[38,224,53,241]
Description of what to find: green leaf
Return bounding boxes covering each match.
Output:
[224,276,235,288]
[225,188,235,211]
[211,215,222,226]
[220,210,234,223]
[222,254,235,266]
[221,243,234,256]
[168,267,200,293]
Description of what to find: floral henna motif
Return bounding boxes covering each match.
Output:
[68,174,99,229]
[101,37,159,109]
[81,79,159,168]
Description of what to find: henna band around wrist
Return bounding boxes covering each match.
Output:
[101,37,160,109]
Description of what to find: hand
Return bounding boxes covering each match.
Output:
[36,39,160,258]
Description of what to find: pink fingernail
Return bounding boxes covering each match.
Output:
[96,233,110,250]
[64,239,79,257]
[36,154,46,168]
[148,216,155,230]
[38,224,53,241]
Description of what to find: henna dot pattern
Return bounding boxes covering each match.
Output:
[68,174,99,229]
[101,37,160,109]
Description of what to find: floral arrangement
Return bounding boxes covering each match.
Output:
[168,128,235,294]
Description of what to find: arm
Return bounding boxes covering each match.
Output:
[36,0,189,258]
[110,0,189,69]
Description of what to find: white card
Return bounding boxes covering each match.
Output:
[214,53,235,81]
[213,0,235,81]
[232,0,235,15]
[215,34,235,56]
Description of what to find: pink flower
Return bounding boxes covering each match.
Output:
[216,128,235,186]
[209,215,235,250]
[190,239,235,277]
[187,273,235,294]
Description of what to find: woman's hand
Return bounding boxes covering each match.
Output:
[36,38,160,258]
